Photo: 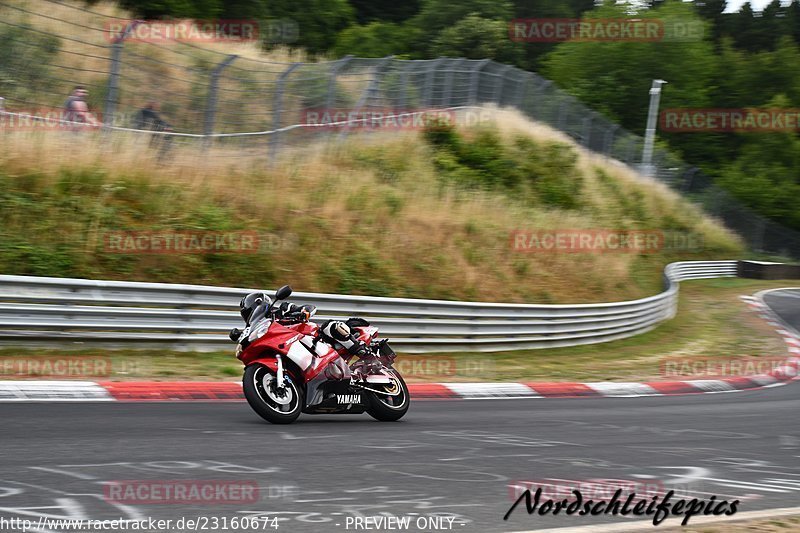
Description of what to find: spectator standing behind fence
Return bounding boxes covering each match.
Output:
[134,100,173,160]
[63,86,100,130]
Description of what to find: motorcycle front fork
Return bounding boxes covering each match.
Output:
[276,354,286,391]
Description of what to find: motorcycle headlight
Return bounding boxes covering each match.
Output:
[235,344,243,357]
[248,320,271,342]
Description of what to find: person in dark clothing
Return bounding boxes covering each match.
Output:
[134,101,173,159]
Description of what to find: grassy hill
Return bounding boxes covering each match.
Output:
[0,0,744,303]
[0,106,743,303]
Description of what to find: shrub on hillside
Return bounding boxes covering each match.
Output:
[422,120,583,209]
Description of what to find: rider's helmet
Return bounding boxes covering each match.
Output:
[240,292,270,325]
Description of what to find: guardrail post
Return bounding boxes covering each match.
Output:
[103,21,139,130]
[203,54,238,148]
[268,62,301,167]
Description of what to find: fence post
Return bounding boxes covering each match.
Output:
[625,136,638,164]
[513,69,527,110]
[753,217,766,253]
[397,63,411,109]
[468,59,491,106]
[534,78,552,123]
[325,55,353,110]
[203,54,238,147]
[557,97,569,131]
[582,114,593,149]
[603,124,619,157]
[441,58,460,108]
[268,62,301,166]
[338,55,393,139]
[422,57,446,108]
[103,21,139,130]
[493,64,512,105]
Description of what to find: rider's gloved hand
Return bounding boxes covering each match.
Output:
[278,301,298,318]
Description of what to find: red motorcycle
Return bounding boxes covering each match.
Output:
[229,285,409,424]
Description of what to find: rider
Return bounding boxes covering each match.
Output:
[238,292,370,357]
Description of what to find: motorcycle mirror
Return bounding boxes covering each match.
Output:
[274,285,292,300]
[229,328,241,342]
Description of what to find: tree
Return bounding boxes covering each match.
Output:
[788,0,800,43]
[408,0,515,57]
[430,14,524,64]
[727,2,766,50]
[348,0,421,24]
[717,97,800,230]
[512,0,585,69]
[333,22,413,58]
[264,0,355,54]
[693,0,726,41]
[542,1,716,130]
[116,0,222,19]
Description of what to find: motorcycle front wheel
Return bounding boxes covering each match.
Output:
[243,364,303,424]
[365,371,410,421]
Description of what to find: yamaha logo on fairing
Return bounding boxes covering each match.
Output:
[336,394,361,404]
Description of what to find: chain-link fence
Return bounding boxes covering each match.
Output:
[1,0,799,259]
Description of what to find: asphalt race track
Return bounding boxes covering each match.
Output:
[0,383,798,532]
[0,291,797,533]
[764,289,800,336]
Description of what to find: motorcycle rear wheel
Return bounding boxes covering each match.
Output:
[365,371,409,421]
[243,364,303,424]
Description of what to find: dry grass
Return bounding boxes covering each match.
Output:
[0,106,743,303]
[0,2,745,302]
[1,0,315,132]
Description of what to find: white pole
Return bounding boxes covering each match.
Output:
[641,79,667,177]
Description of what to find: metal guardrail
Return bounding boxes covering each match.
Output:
[0,261,738,352]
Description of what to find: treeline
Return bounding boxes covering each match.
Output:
[109,0,800,232]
